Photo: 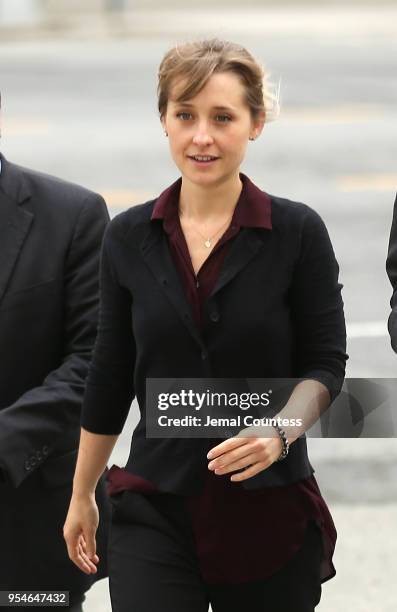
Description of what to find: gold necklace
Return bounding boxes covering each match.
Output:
[179,208,233,249]
[193,218,232,249]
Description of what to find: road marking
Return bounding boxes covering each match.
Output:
[102,190,154,208]
[4,119,51,135]
[337,174,397,192]
[280,104,386,125]
[347,321,388,339]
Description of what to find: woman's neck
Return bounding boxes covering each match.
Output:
[179,173,243,222]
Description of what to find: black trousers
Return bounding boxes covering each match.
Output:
[108,490,324,612]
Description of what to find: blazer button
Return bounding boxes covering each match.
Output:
[201,350,208,360]
[210,311,220,322]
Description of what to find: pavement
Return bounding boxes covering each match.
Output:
[84,503,397,611]
[1,5,397,40]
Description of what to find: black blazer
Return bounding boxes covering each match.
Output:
[82,181,347,495]
[0,155,110,596]
[386,194,397,351]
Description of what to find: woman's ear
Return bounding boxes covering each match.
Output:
[251,111,266,140]
[160,115,167,134]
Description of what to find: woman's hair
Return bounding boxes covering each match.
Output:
[157,38,279,123]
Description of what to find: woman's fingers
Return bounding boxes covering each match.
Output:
[63,496,100,574]
[230,461,269,482]
[78,536,98,573]
[64,533,97,574]
[80,534,99,564]
[208,436,282,477]
[208,438,260,470]
[64,527,93,574]
[213,452,263,474]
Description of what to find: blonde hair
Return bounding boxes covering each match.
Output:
[157,38,279,123]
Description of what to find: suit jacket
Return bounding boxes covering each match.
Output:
[386,194,397,351]
[0,154,110,600]
[82,180,347,495]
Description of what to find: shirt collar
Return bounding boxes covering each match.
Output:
[151,172,272,231]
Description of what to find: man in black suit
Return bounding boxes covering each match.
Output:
[0,141,110,609]
[386,195,397,351]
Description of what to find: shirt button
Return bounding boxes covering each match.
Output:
[210,311,220,322]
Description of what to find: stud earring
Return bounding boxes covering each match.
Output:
[164,131,168,137]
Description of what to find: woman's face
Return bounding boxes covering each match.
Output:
[161,71,265,188]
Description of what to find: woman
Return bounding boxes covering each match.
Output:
[64,38,347,612]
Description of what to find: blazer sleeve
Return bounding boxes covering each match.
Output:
[80,217,136,435]
[0,193,109,488]
[289,207,348,402]
[386,194,397,352]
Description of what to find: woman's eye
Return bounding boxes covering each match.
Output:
[216,114,232,123]
[175,112,231,123]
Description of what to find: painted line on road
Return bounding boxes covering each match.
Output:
[4,118,51,136]
[104,190,154,208]
[347,321,388,339]
[280,104,386,125]
[337,174,397,192]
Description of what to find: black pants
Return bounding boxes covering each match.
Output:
[109,491,323,612]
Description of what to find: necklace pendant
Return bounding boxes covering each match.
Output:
[204,239,212,249]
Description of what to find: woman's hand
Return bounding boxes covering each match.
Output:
[207,426,283,482]
[63,493,100,574]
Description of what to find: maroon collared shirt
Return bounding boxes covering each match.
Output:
[107,173,337,584]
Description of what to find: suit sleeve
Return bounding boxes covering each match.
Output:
[80,218,136,435]
[289,207,348,402]
[386,194,397,352]
[0,193,109,487]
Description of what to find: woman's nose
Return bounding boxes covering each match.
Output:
[192,123,214,146]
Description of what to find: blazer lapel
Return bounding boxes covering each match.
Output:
[210,228,267,298]
[140,223,206,350]
[0,156,34,305]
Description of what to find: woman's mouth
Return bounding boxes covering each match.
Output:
[188,155,219,166]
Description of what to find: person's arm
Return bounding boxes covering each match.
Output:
[275,208,347,440]
[64,215,136,571]
[208,206,347,481]
[0,193,109,487]
[288,206,347,401]
[64,429,118,574]
[386,194,397,351]
[270,378,330,444]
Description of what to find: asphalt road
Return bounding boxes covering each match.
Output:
[1,12,396,379]
[1,6,397,609]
